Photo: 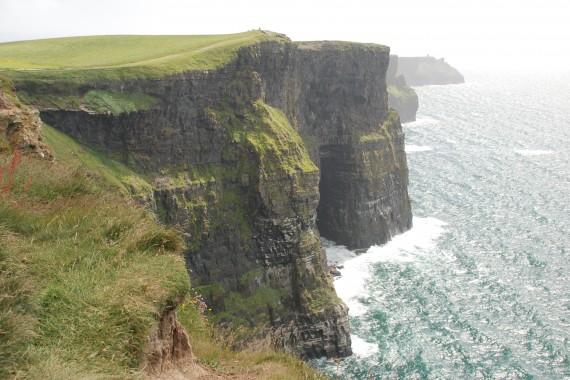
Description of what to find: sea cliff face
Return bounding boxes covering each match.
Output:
[387,55,419,123]
[242,42,413,248]
[396,56,465,86]
[17,39,412,358]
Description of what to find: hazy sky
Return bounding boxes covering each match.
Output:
[1,0,569,72]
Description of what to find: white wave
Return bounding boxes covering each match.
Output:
[515,149,555,156]
[406,144,433,153]
[403,116,439,128]
[322,238,356,265]
[351,335,378,357]
[331,217,447,316]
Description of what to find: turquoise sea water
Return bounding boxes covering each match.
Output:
[318,72,570,379]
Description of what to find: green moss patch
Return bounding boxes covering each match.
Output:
[42,124,152,197]
[357,109,400,143]
[82,90,157,114]
[17,89,157,114]
[212,100,318,178]
[387,84,416,99]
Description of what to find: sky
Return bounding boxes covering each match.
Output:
[1,0,569,72]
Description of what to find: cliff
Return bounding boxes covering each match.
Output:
[396,56,465,86]
[0,78,327,379]
[0,31,413,364]
[386,55,419,122]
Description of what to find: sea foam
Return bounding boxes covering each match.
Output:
[403,116,439,128]
[406,144,433,153]
[350,334,379,357]
[515,149,555,156]
[329,217,447,316]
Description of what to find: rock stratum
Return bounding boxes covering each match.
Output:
[1,31,413,361]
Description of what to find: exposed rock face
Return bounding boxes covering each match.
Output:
[386,55,419,123]
[388,85,418,123]
[142,308,193,374]
[241,42,413,248]
[387,55,419,123]
[0,79,52,158]
[26,39,413,358]
[396,56,465,86]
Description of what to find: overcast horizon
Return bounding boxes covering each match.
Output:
[1,0,570,73]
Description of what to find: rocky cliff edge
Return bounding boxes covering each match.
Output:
[5,34,413,359]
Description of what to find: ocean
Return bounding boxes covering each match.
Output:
[317,72,570,379]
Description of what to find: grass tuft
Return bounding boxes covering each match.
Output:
[136,228,184,253]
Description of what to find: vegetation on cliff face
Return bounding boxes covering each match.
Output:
[386,55,419,123]
[42,125,153,197]
[220,100,318,177]
[1,77,327,379]
[16,90,159,115]
[387,84,416,100]
[155,99,334,330]
[357,109,401,143]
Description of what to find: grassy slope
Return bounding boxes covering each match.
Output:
[0,125,326,379]
[41,125,152,196]
[0,31,287,81]
[0,133,189,378]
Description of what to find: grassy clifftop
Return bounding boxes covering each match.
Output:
[0,31,288,81]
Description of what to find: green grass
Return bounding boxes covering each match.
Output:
[357,109,400,143]
[42,124,152,197]
[0,75,22,108]
[0,135,327,379]
[0,31,287,113]
[178,298,328,380]
[0,31,288,81]
[16,89,158,115]
[0,152,190,379]
[82,90,158,114]
[1,82,330,378]
[22,89,158,114]
[216,100,318,177]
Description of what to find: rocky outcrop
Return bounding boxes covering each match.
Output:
[396,56,464,86]
[142,308,193,374]
[387,55,419,123]
[18,38,413,359]
[0,78,51,158]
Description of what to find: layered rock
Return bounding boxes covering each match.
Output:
[241,41,413,248]
[142,308,193,374]
[17,37,413,358]
[33,65,351,359]
[387,55,419,123]
[0,78,51,158]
